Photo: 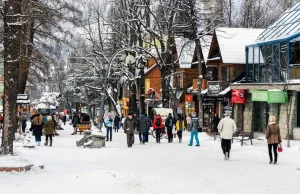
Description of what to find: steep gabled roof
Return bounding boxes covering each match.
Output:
[209,28,264,64]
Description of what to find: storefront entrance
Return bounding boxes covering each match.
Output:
[252,102,269,132]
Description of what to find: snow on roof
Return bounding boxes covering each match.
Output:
[215,28,265,64]
[36,103,47,109]
[257,1,300,42]
[144,63,159,75]
[17,94,28,100]
[219,86,231,95]
[17,99,30,104]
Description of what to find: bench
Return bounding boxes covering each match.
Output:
[232,132,253,146]
[77,124,91,134]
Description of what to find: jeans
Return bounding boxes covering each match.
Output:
[155,128,161,143]
[139,132,147,143]
[45,134,53,141]
[114,124,119,132]
[189,131,199,146]
[221,139,231,156]
[268,143,278,162]
[177,130,182,140]
[145,130,149,142]
[127,134,134,147]
[167,127,173,142]
[35,135,41,142]
[106,127,112,141]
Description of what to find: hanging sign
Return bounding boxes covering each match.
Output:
[268,90,286,103]
[231,89,245,104]
[185,95,193,102]
[252,90,268,102]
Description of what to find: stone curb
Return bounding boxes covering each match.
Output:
[0,165,44,172]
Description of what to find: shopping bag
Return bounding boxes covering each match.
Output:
[278,145,283,152]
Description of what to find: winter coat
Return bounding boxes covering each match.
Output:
[62,115,67,122]
[145,116,152,130]
[137,115,148,133]
[123,117,137,135]
[114,116,121,125]
[217,116,237,140]
[175,120,185,131]
[165,116,175,129]
[152,115,163,129]
[212,117,220,132]
[72,116,80,127]
[190,117,199,132]
[22,118,27,129]
[266,123,282,144]
[104,117,114,128]
[31,115,43,137]
[44,121,55,135]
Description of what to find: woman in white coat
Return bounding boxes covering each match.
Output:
[217,111,237,160]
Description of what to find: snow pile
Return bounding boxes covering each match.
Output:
[0,155,31,167]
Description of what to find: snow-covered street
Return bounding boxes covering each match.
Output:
[1,124,300,194]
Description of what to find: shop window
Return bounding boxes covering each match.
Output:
[177,72,184,88]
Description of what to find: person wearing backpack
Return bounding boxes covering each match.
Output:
[188,112,200,147]
[165,113,175,143]
[152,114,163,143]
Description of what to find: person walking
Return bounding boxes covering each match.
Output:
[137,113,148,145]
[186,114,192,132]
[21,116,27,133]
[165,113,175,143]
[31,114,43,146]
[176,117,185,143]
[71,113,80,135]
[114,114,121,132]
[44,116,55,146]
[124,112,137,147]
[144,114,151,143]
[212,113,220,133]
[188,112,200,146]
[217,111,237,160]
[104,113,114,141]
[62,114,67,125]
[153,114,163,143]
[266,116,282,164]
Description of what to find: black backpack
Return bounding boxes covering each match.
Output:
[155,119,160,127]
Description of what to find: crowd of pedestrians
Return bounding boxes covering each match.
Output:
[22,108,283,163]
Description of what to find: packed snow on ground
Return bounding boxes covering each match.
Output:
[1,123,300,194]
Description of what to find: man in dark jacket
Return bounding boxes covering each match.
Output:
[152,114,163,143]
[123,112,137,147]
[114,114,121,132]
[144,114,151,143]
[62,114,67,125]
[165,113,175,143]
[137,113,148,145]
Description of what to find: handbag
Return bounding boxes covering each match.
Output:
[278,145,283,152]
[172,127,176,135]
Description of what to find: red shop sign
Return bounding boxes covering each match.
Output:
[231,90,245,104]
[185,95,193,102]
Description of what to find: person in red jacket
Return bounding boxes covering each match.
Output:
[153,114,163,143]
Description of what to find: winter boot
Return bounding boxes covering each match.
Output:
[44,140,48,146]
[50,140,53,147]
[179,138,182,143]
[36,141,41,146]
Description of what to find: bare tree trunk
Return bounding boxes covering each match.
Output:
[2,0,22,155]
[189,0,204,127]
